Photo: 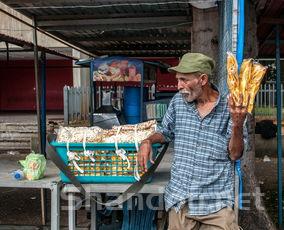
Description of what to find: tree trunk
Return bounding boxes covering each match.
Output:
[239,1,276,229]
[191,1,276,229]
[239,115,276,229]
[191,6,219,84]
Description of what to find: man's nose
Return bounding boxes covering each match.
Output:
[177,80,184,91]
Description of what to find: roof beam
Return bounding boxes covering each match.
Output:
[94,50,187,57]
[0,33,76,60]
[94,49,190,52]
[3,0,95,4]
[37,16,190,27]
[37,12,188,21]
[74,34,191,42]
[42,23,192,32]
[89,44,190,51]
[4,0,184,4]
[0,8,95,57]
[0,48,33,52]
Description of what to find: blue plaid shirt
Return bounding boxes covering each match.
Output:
[157,86,246,215]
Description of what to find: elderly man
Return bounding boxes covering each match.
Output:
[138,53,247,230]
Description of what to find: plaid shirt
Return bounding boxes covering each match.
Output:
[157,86,246,215]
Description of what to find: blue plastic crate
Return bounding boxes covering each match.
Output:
[50,141,161,183]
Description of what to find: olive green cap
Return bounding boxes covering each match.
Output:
[168,53,215,75]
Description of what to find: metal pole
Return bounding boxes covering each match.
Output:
[90,60,94,126]
[5,42,9,62]
[33,17,47,226]
[140,63,144,122]
[276,24,282,228]
[40,52,46,157]
[235,0,245,214]
[32,16,42,154]
[40,52,48,225]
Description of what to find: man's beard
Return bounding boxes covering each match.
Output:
[180,86,202,102]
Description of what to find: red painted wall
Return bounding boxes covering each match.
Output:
[0,60,73,111]
[142,57,179,91]
[155,58,178,91]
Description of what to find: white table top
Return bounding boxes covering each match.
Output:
[0,155,60,189]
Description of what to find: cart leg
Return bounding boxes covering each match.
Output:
[91,194,97,230]
[51,182,60,230]
[68,193,76,230]
[41,188,46,226]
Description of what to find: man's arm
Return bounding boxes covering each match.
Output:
[138,132,165,172]
[138,96,176,171]
[141,132,166,145]
[228,125,244,161]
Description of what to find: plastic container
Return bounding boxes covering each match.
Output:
[124,116,140,124]
[124,87,141,106]
[50,142,161,184]
[123,87,149,124]
[123,87,141,124]
[11,169,25,180]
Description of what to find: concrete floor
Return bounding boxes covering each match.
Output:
[0,154,280,228]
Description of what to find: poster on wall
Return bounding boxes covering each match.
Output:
[92,56,143,82]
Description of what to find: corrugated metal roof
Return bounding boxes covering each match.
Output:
[1,0,282,58]
[1,0,194,57]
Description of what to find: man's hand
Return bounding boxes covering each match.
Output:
[228,93,248,128]
[228,93,248,161]
[138,139,154,172]
[137,133,165,171]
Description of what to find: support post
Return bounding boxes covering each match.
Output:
[275,24,282,229]
[64,86,70,125]
[51,182,61,230]
[140,65,144,122]
[33,17,47,227]
[68,193,76,230]
[40,52,47,226]
[40,52,46,156]
[5,41,9,62]
[32,16,43,154]
[91,194,97,230]
[90,60,94,126]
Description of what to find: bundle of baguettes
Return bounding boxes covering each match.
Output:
[56,120,157,144]
[227,52,268,113]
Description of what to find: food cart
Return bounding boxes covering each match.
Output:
[91,56,158,125]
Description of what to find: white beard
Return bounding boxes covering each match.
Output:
[180,86,202,102]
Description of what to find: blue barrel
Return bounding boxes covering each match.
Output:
[123,87,147,124]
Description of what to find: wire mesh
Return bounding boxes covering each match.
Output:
[218,0,234,95]
[67,150,140,177]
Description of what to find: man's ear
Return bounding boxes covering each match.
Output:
[200,74,209,86]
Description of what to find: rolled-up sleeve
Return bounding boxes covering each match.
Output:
[156,97,176,142]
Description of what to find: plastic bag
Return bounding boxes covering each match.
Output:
[19,152,46,181]
[227,52,267,113]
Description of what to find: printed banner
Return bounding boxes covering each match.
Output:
[92,56,143,82]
